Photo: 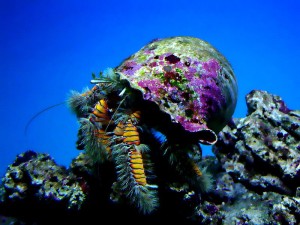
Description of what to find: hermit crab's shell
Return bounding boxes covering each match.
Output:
[115,36,238,144]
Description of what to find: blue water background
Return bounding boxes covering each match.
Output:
[1,0,299,178]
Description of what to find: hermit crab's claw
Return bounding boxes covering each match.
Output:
[196,128,218,145]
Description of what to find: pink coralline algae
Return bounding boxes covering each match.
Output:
[137,79,165,100]
[121,61,142,76]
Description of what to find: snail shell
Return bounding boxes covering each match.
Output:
[115,36,238,144]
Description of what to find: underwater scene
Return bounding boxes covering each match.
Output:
[0,1,299,224]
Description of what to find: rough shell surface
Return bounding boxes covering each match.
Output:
[115,36,238,134]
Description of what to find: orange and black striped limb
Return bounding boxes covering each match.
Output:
[112,121,125,143]
[130,110,141,124]
[92,99,111,126]
[113,121,125,136]
[93,129,112,155]
[191,161,203,177]
[81,85,99,97]
[123,119,141,145]
[129,148,147,186]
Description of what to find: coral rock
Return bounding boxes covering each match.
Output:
[213,90,300,195]
[1,151,86,211]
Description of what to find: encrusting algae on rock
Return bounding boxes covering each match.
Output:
[67,36,238,214]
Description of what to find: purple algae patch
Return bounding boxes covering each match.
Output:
[185,59,225,121]
[120,60,142,76]
[136,57,226,131]
[137,79,165,100]
[176,115,207,132]
[278,101,291,114]
[149,61,158,67]
[201,59,220,78]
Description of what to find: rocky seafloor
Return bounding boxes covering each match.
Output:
[0,90,299,225]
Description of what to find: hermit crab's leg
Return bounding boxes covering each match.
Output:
[150,128,212,192]
[75,69,134,162]
[111,113,158,214]
[187,156,213,193]
[68,84,103,118]
[91,99,112,126]
[77,98,114,163]
[68,67,125,118]
[150,128,213,193]
[166,144,213,193]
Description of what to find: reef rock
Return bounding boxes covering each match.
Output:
[213,90,300,195]
[208,90,300,224]
[0,151,86,224]
[0,90,299,225]
[192,163,300,224]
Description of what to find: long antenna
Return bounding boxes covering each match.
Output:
[105,94,128,133]
[24,102,66,136]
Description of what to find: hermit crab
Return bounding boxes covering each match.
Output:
[68,36,238,214]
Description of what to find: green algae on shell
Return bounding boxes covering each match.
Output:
[115,36,238,144]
